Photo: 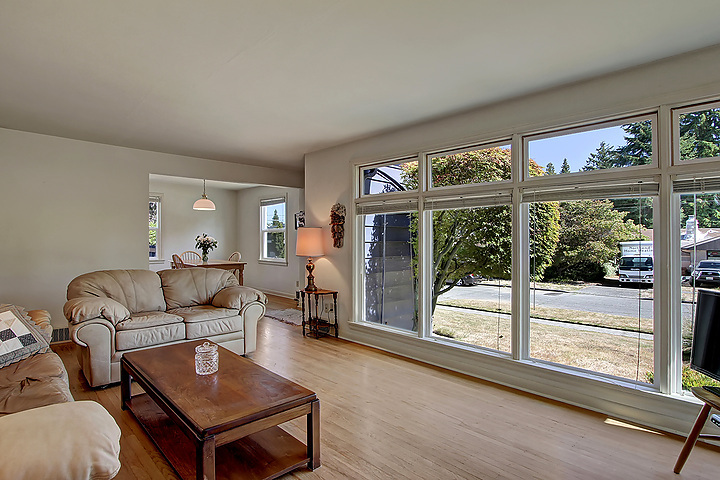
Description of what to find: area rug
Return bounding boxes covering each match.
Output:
[264,308,302,326]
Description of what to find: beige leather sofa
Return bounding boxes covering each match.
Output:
[0,308,73,415]
[64,268,267,387]
[0,306,121,479]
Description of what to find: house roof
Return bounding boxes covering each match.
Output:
[2,2,720,170]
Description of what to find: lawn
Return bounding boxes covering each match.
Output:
[432,306,654,382]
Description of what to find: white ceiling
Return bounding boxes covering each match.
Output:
[2,1,720,171]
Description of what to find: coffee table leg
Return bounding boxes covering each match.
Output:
[120,363,131,410]
[307,399,321,469]
[197,437,216,480]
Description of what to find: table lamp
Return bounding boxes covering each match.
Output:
[296,227,324,291]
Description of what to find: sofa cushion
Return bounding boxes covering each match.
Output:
[67,269,166,314]
[0,306,50,368]
[116,311,183,331]
[0,400,121,480]
[185,315,244,339]
[0,351,73,416]
[64,297,131,326]
[116,323,185,351]
[168,305,239,323]
[159,268,239,309]
[212,286,268,310]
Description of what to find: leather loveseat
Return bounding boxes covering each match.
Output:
[0,305,121,479]
[64,268,267,387]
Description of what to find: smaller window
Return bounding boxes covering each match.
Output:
[260,197,287,263]
[429,142,511,188]
[526,116,654,178]
[361,158,418,196]
[149,195,161,260]
[674,103,720,163]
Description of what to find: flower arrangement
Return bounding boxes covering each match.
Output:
[195,233,218,262]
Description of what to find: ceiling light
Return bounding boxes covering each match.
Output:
[193,179,216,211]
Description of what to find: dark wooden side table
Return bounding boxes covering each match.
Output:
[673,386,720,473]
[300,289,338,338]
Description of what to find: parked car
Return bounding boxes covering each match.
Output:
[458,274,484,286]
[692,260,720,286]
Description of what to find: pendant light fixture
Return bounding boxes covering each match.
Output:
[193,179,216,211]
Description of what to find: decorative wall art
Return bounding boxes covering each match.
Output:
[330,203,346,248]
[294,211,305,229]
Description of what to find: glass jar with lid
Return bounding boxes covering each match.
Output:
[195,341,219,375]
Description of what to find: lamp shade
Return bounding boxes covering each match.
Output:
[193,179,216,211]
[296,227,324,257]
[193,197,216,210]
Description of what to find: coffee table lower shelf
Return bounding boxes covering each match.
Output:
[126,393,310,480]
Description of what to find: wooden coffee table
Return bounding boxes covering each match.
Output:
[121,340,320,480]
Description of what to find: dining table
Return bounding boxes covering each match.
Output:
[186,260,246,285]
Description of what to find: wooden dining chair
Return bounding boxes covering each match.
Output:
[228,252,241,262]
[171,254,185,269]
[181,251,202,265]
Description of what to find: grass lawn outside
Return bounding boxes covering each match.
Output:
[432,306,654,383]
[437,298,653,334]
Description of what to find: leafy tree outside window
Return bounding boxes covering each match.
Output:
[149,195,161,259]
[260,198,287,262]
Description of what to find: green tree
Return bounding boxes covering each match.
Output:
[583,142,617,170]
[560,158,571,173]
[545,162,556,175]
[404,148,560,313]
[544,199,642,281]
[679,109,720,161]
[268,209,286,258]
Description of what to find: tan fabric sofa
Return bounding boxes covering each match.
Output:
[64,268,267,387]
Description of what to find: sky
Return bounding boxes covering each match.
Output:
[528,125,627,173]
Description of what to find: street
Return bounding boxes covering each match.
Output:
[440,283,683,320]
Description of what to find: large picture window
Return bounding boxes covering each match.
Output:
[527,195,654,382]
[361,211,418,331]
[260,197,287,263]
[353,101,720,403]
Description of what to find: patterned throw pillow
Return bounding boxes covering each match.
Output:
[0,306,50,368]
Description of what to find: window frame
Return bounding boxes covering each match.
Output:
[359,155,420,198]
[259,195,288,265]
[427,139,513,191]
[523,113,658,183]
[351,98,720,402]
[149,193,163,263]
[671,100,720,166]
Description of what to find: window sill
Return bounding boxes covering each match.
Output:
[149,259,166,265]
[258,259,288,266]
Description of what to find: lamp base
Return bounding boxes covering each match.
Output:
[305,257,318,291]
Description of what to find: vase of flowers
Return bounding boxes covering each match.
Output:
[195,233,218,263]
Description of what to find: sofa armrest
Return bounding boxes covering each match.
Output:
[26,310,52,343]
[212,286,268,310]
[0,401,121,480]
[64,297,130,326]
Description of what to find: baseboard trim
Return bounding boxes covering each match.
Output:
[260,288,295,299]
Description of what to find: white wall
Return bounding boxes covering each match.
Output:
[237,186,305,297]
[148,178,238,271]
[303,45,720,433]
[0,128,302,328]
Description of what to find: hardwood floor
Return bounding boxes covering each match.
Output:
[53,295,720,479]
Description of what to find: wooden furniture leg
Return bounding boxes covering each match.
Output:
[673,403,712,474]
[301,292,307,337]
[307,399,321,470]
[332,292,338,337]
[197,437,216,480]
[120,363,131,410]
